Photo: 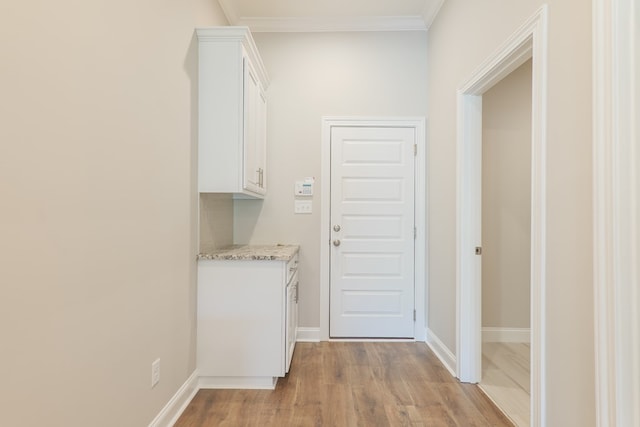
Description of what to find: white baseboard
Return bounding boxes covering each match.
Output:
[425,328,457,378]
[198,375,278,390]
[296,327,320,342]
[482,327,530,343]
[148,370,199,427]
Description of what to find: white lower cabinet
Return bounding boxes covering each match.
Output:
[197,253,298,389]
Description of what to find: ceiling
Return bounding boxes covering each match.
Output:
[218,0,445,32]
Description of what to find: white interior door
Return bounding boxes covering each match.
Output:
[329,125,416,338]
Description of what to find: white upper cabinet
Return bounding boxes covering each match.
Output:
[196,27,269,198]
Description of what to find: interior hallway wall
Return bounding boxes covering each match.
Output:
[0,1,227,425]
[481,60,532,330]
[427,1,594,425]
[235,31,428,328]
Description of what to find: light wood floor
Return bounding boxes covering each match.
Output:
[176,342,514,426]
[480,342,530,427]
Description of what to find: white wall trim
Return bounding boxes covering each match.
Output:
[593,0,640,425]
[237,16,427,33]
[426,328,457,377]
[415,117,428,344]
[199,376,278,390]
[320,117,427,342]
[482,327,531,343]
[296,327,321,342]
[148,371,199,427]
[456,6,548,427]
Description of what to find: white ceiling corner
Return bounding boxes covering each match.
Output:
[218,0,239,25]
[421,0,445,29]
[217,0,445,32]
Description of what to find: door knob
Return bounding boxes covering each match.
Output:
[333,239,341,246]
[333,224,341,232]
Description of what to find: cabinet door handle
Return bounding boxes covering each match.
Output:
[256,168,264,188]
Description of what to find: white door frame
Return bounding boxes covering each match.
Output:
[455,5,548,427]
[593,0,640,425]
[320,117,427,341]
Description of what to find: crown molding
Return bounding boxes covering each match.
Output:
[235,16,428,33]
[217,0,445,32]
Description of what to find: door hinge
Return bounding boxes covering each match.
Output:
[414,226,417,239]
[414,144,417,156]
[413,309,416,321]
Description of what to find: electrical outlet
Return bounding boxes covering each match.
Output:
[151,358,160,388]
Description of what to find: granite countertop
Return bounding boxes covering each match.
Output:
[198,244,299,261]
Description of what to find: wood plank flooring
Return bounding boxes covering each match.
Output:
[175,342,514,426]
[480,342,530,427]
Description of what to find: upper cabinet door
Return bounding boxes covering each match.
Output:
[243,57,267,196]
[196,27,269,199]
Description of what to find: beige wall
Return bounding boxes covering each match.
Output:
[235,31,428,327]
[428,1,594,425]
[199,194,233,253]
[0,1,227,426]
[481,60,532,329]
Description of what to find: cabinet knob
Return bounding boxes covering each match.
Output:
[333,239,341,247]
[333,224,341,232]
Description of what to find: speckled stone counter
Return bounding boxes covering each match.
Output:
[198,244,299,261]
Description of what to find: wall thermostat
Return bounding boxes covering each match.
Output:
[294,177,314,196]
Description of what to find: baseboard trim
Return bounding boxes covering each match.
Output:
[426,328,457,378]
[296,327,321,342]
[148,370,199,427]
[482,327,531,343]
[198,375,278,390]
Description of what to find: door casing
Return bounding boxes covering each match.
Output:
[593,0,640,424]
[456,6,548,427]
[320,117,427,342]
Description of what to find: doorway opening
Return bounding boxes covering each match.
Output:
[456,5,547,426]
[479,59,532,426]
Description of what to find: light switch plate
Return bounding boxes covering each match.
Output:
[294,200,312,214]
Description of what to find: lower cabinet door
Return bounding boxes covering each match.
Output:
[285,273,298,373]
